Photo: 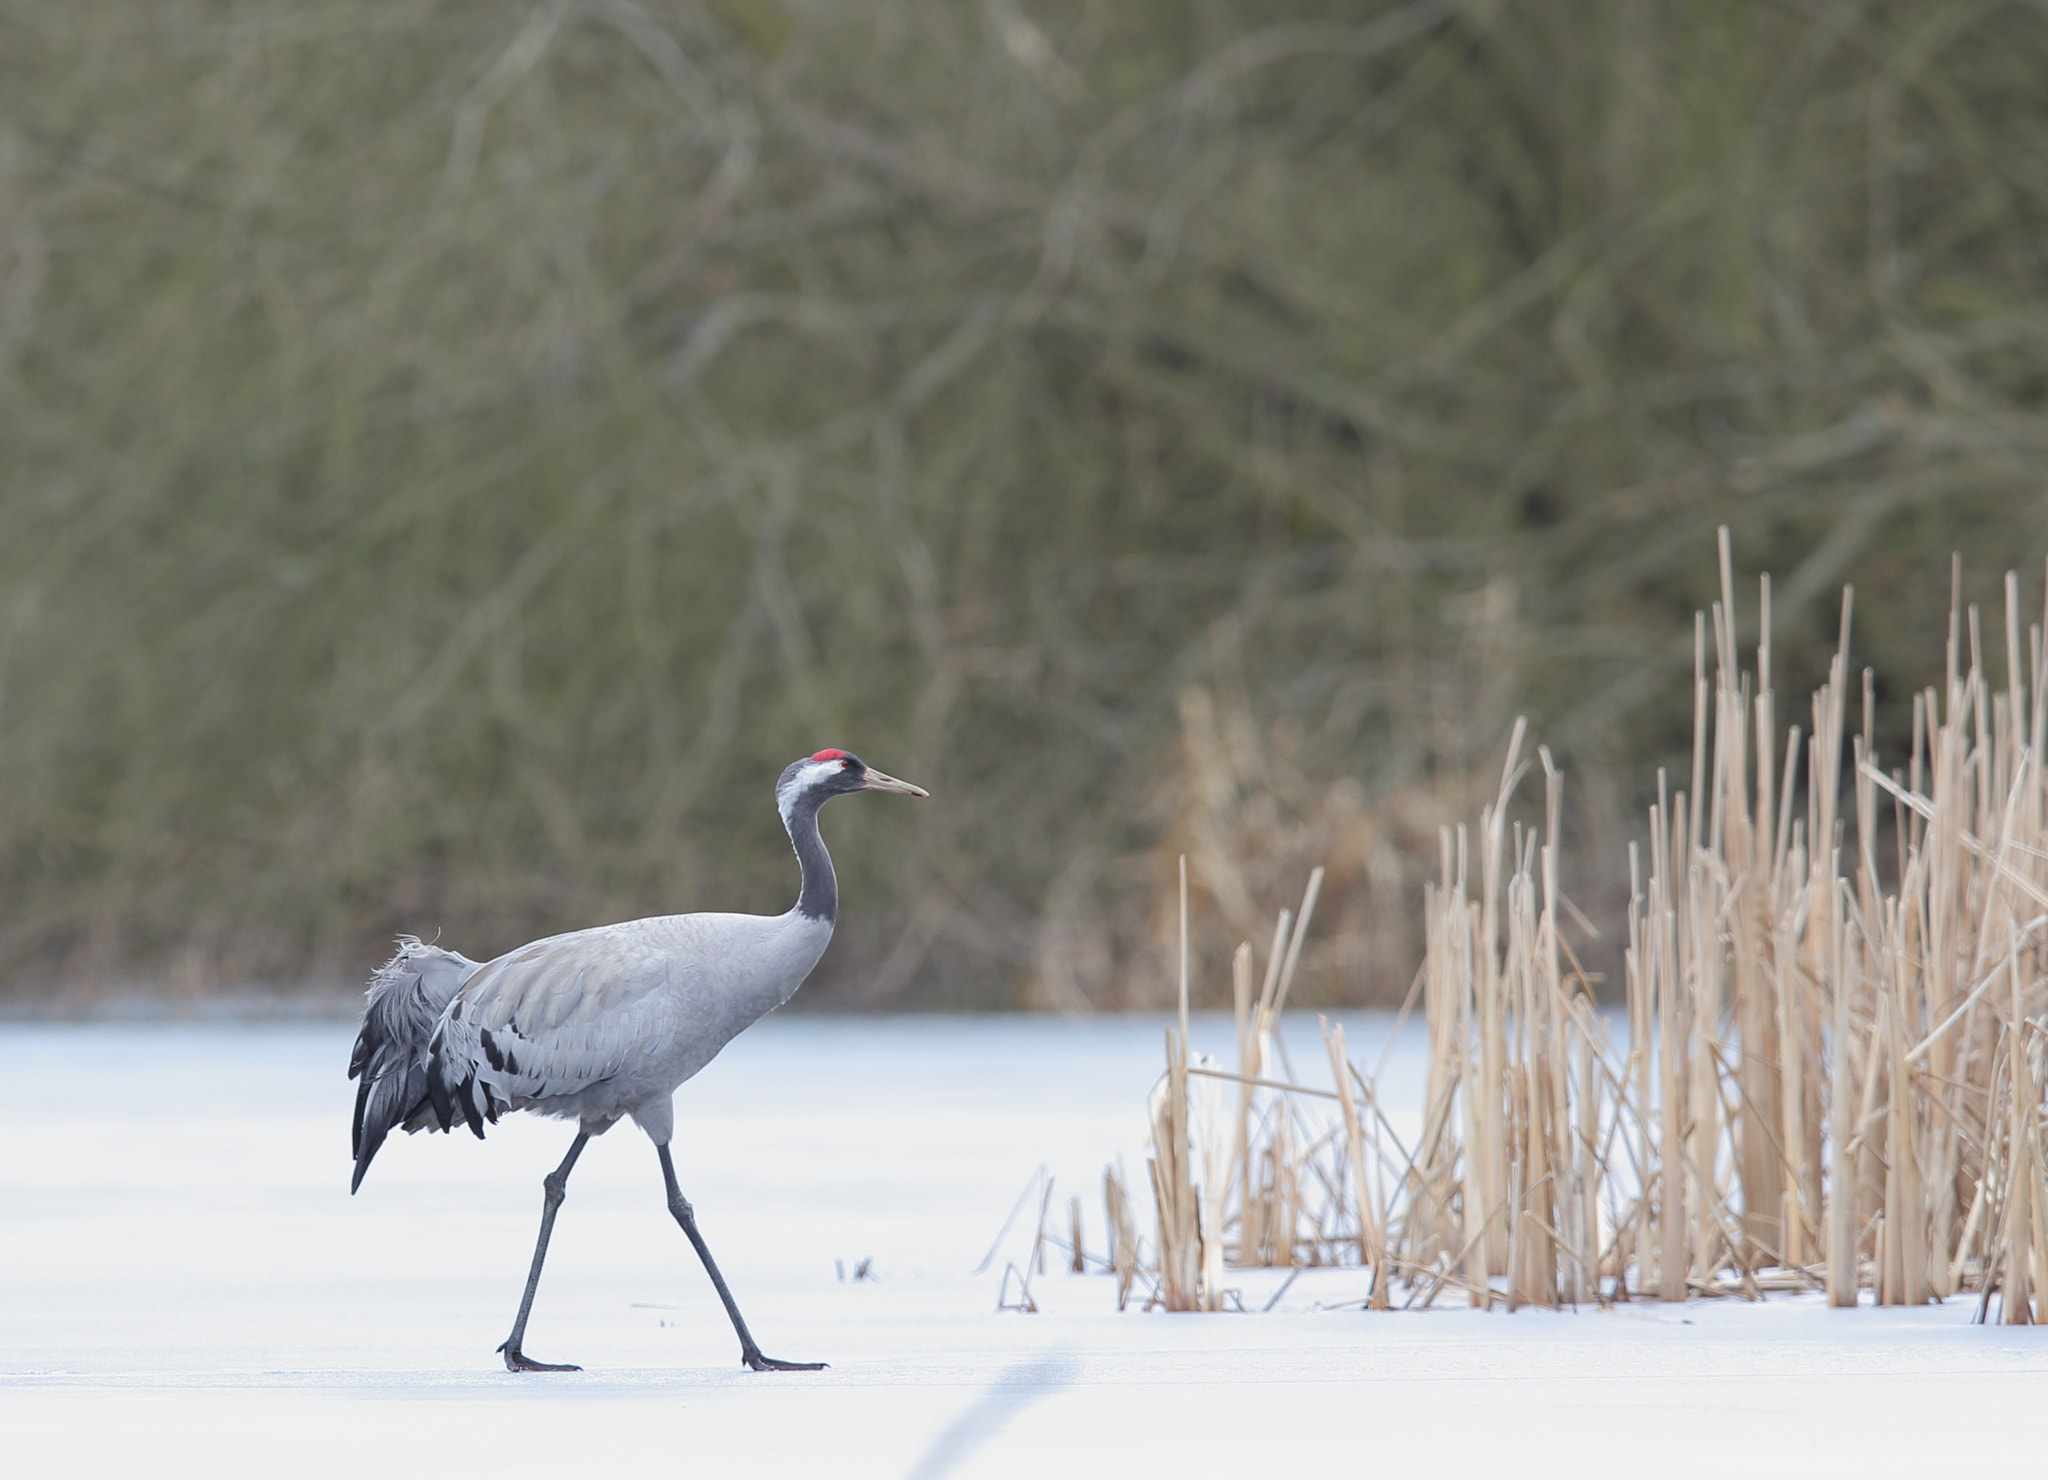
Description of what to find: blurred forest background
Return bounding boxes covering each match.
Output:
[3,0,2048,1011]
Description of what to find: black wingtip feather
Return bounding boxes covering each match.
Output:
[425,1066,456,1133]
[350,1134,381,1194]
[351,1074,371,1160]
[455,1072,487,1138]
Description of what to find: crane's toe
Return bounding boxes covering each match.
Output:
[742,1350,828,1372]
[499,1342,582,1373]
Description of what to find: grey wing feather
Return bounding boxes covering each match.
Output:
[348,936,480,1191]
[426,927,687,1132]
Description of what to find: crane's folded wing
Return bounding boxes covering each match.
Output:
[425,923,702,1122]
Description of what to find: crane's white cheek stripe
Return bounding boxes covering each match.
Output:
[776,760,844,823]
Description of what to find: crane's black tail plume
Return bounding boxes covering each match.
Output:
[349,936,479,1192]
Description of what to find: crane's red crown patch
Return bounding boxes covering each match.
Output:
[811,749,852,762]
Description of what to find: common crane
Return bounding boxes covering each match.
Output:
[347,749,926,1372]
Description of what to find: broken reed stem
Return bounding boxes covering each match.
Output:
[1113,537,2048,1319]
[1104,1163,1140,1310]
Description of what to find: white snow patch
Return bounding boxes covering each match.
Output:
[2,1014,2043,1478]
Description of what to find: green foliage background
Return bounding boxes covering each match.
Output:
[2,0,2046,1007]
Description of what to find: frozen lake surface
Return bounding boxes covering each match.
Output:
[4,1013,2043,1477]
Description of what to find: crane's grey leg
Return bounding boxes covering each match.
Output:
[657,1143,826,1372]
[498,1131,590,1373]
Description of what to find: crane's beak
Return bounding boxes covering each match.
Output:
[860,767,928,798]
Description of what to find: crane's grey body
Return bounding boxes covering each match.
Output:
[347,750,924,1373]
[434,909,832,1139]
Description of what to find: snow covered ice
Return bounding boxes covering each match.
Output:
[3,1013,2044,1478]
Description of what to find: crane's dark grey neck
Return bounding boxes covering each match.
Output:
[784,792,838,923]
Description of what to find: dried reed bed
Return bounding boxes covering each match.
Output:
[1116,538,2048,1321]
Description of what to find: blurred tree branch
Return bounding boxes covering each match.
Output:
[0,0,2045,1006]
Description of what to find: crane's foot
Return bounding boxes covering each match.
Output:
[741,1348,827,1373]
[499,1341,582,1373]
